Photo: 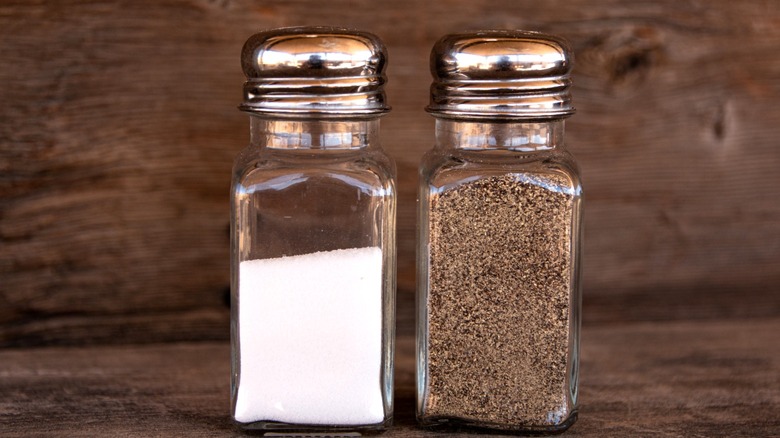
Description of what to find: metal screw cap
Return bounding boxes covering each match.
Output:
[428,30,575,120]
[240,26,390,117]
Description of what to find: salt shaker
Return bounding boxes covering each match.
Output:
[230,27,396,433]
[417,31,582,433]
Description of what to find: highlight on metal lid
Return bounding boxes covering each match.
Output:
[240,26,390,117]
[427,30,575,120]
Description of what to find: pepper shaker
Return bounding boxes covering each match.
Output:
[230,27,396,433]
[417,30,583,433]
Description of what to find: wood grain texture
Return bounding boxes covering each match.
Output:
[2,1,780,345]
[1,319,778,436]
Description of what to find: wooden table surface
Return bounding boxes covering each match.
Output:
[2,317,778,437]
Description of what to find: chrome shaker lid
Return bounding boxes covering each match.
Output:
[240,27,390,117]
[427,30,575,120]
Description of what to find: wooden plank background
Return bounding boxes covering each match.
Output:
[1,0,779,346]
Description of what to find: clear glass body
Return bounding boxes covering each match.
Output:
[231,117,396,433]
[417,118,582,433]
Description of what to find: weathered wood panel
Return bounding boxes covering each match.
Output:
[1,320,778,436]
[1,1,780,345]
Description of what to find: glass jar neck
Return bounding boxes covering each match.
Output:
[435,118,564,151]
[250,117,379,150]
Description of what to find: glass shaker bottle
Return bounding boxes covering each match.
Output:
[417,31,582,433]
[230,27,396,433]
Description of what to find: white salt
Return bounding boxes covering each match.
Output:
[234,246,385,425]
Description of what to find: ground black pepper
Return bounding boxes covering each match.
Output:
[424,172,575,427]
